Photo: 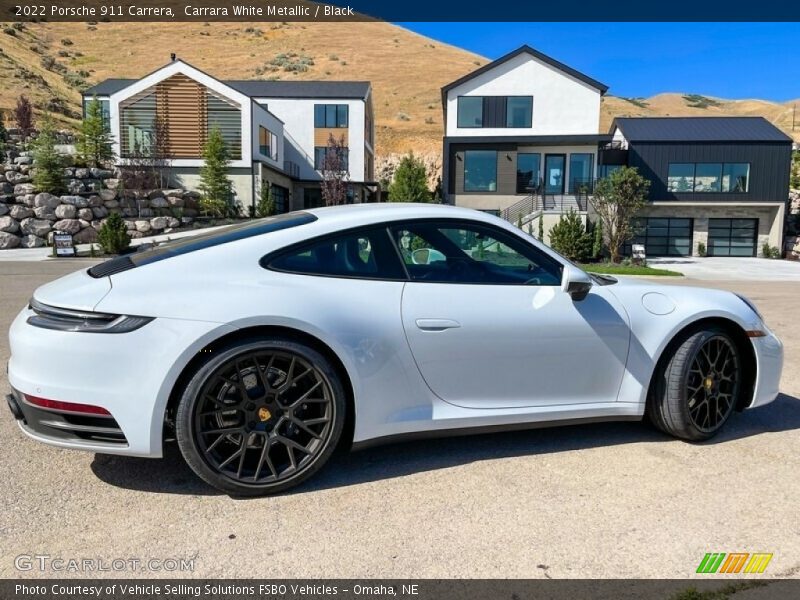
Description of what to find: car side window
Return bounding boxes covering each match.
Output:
[267,228,406,280]
[390,221,562,285]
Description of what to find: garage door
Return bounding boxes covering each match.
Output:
[708,218,758,257]
[626,217,693,257]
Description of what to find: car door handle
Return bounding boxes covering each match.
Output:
[415,319,461,331]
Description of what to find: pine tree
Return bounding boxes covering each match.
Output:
[256,183,275,218]
[388,152,430,202]
[548,209,593,262]
[97,212,131,255]
[31,115,63,194]
[77,96,114,167]
[198,127,233,216]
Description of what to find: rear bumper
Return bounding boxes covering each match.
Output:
[748,327,783,409]
[7,305,230,457]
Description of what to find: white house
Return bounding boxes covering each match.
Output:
[82,57,376,213]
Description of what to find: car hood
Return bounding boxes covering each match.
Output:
[33,268,112,312]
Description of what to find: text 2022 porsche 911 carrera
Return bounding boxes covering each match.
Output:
[6,204,783,494]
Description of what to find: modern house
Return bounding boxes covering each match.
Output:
[82,57,376,213]
[441,45,793,257]
[608,117,791,257]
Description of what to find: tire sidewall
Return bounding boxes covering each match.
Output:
[175,338,346,496]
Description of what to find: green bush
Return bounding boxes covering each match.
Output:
[388,153,430,202]
[199,197,229,218]
[697,241,707,257]
[761,243,781,259]
[548,209,593,261]
[97,213,131,255]
[255,184,275,218]
[31,115,64,194]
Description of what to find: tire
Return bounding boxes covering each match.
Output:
[647,326,741,441]
[175,337,346,496]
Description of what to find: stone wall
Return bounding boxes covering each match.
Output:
[0,152,198,250]
[785,188,800,259]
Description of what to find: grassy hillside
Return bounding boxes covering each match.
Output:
[0,19,796,169]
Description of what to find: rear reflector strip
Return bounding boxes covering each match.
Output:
[24,395,111,416]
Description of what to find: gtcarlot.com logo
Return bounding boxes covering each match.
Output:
[15,554,195,573]
[696,553,773,574]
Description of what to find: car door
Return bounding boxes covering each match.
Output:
[391,219,631,410]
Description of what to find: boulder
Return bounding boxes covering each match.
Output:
[67,180,86,194]
[129,231,144,239]
[55,204,77,219]
[62,167,75,178]
[78,219,91,229]
[0,215,20,233]
[73,227,99,244]
[53,219,82,235]
[14,156,32,165]
[20,234,45,248]
[122,208,138,218]
[166,195,185,208]
[34,206,57,221]
[9,205,32,220]
[148,189,166,200]
[20,218,52,237]
[61,195,89,208]
[91,206,108,219]
[74,168,91,179]
[104,199,119,209]
[14,183,36,196]
[34,193,60,209]
[124,220,137,231]
[0,231,21,249]
[163,189,184,198]
[134,220,152,233]
[0,182,12,194]
[104,178,121,190]
[138,208,154,218]
[20,194,36,207]
[88,195,103,207]
[0,203,8,217]
[166,217,181,229]
[150,216,169,230]
[99,189,117,202]
[90,168,113,179]
[149,197,169,208]
[77,208,94,221]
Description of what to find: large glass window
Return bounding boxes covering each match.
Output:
[83,97,110,130]
[258,126,278,160]
[464,150,497,192]
[667,163,695,193]
[506,97,533,128]
[516,153,541,193]
[693,163,722,192]
[598,164,622,179]
[314,146,349,171]
[568,153,594,193]
[268,228,405,280]
[722,163,750,192]
[206,91,242,160]
[120,91,156,157]
[270,184,289,213]
[314,104,348,128]
[457,97,483,128]
[390,221,562,285]
[625,217,693,257]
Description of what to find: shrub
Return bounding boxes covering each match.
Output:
[61,38,73,46]
[538,215,544,241]
[396,112,411,121]
[255,184,275,218]
[97,213,131,255]
[697,241,707,257]
[761,243,781,259]
[4,28,16,37]
[31,115,64,194]
[591,219,604,259]
[199,197,229,218]
[548,209,593,261]
[388,153,430,202]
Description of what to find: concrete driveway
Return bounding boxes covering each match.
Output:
[0,262,798,579]
[648,256,800,281]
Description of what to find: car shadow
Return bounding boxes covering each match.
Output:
[90,393,800,497]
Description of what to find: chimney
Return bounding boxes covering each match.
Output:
[170,53,176,62]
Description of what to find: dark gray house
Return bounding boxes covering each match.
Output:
[608,117,792,257]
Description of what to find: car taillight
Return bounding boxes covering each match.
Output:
[24,394,112,416]
[27,298,153,334]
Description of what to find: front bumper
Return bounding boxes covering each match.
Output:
[748,327,784,409]
[7,305,230,457]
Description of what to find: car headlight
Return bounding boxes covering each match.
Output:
[27,298,154,333]
[735,293,764,322]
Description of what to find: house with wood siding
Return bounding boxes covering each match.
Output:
[82,57,376,213]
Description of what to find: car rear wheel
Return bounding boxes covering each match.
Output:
[176,338,346,495]
[647,327,741,441]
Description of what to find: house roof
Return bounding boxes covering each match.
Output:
[612,117,793,143]
[83,77,371,100]
[445,134,611,146]
[441,45,609,102]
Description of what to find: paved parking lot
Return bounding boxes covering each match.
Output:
[0,261,798,579]
[648,256,800,281]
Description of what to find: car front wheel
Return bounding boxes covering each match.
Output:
[648,326,742,441]
[176,338,346,495]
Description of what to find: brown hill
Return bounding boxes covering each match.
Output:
[0,20,796,169]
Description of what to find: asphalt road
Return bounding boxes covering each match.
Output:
[1,261,798,579]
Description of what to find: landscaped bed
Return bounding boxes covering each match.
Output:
[578,262,683,277]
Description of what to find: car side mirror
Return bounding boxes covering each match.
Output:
[561,265,593,301]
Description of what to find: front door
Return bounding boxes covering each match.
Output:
[544,154,566,195]
[392,220,631,409]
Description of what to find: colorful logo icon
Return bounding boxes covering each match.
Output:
[697,553,773,574]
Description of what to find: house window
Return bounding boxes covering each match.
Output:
[506,97,533,128]
[314,104,348,128]
[314,146,349,171]
[598,164,623,179]
[270,184,289,213]
[258,126,278,161]
[120,91,156,157]
[667,163,695,193]
[569,153,594,193]
[457,97,483,128]
[457,96,533,129]
[516,153,541,193]
[206,91,242,160]
[722,163,750,192]
[83,97,110,130]
[464,150,497,192]
[668,162,750,193]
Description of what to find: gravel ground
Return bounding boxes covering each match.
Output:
[0,261,798,579]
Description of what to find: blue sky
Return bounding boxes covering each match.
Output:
[398,23,799,101]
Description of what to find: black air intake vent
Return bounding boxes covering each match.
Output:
[88,255,135,278]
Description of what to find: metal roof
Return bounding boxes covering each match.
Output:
[83,78,370,100]
[612,117,792,143]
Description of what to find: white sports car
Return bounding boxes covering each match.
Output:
[6,204,783,495]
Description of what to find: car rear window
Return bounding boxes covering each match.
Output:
[88,212,316,278]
